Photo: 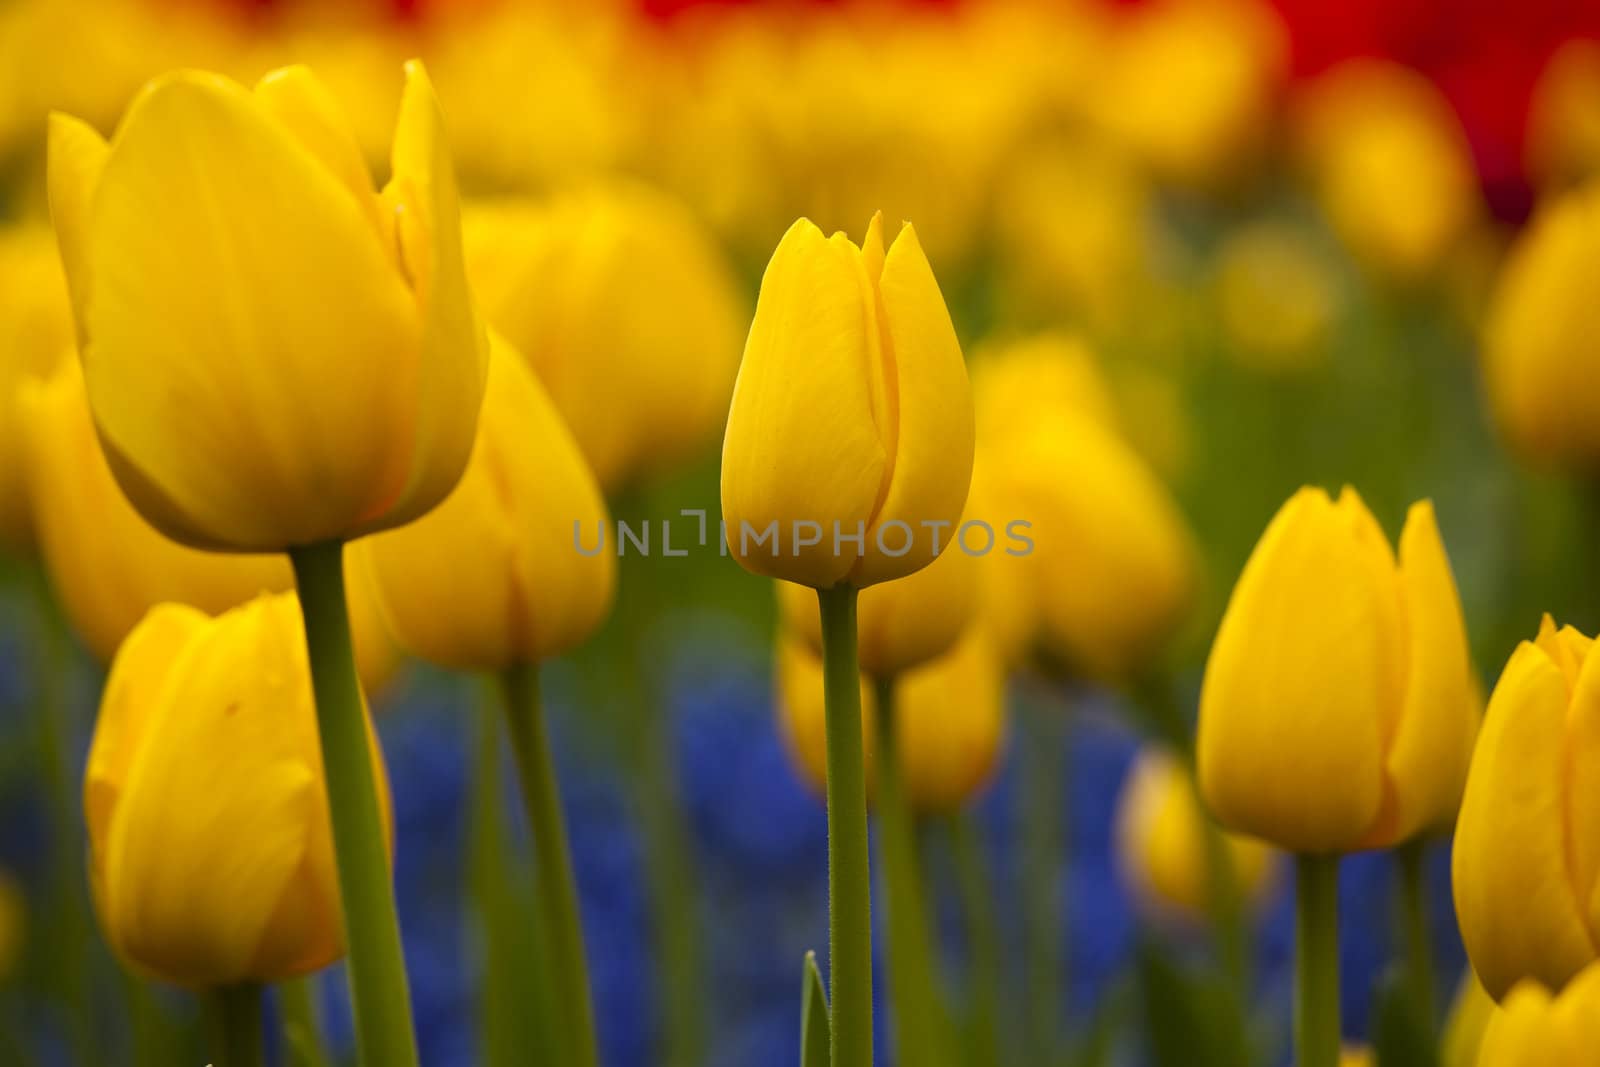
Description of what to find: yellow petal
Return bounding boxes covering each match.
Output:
[83,70,424,550]
[1475,982,1558,1066]
[45,111,109,345]
[253,65,386,241]
[853,222,975,587]
[1566,632,1600,944]
[1197,487,1392,853]
[1453,640,1596,1000]
[1368,500,1479,846]
[893,627,1006,812]
[1548,959,1600,1052]
[721,218,886,588]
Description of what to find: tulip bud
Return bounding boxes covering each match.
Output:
[1474,961,1600,1064]
[1114,748,1278,924]
[1213,220,1338,374]
[1453,615,1600,1000]
[47,60,488,552]
[1525,40,1600,193]
[463,182,747,493]
[87,594,392,986]
[0,223,74,551]
[721,214,975,590]
[1198,487,1479,854]
[1482,180,1600,469]
[776,628,1005,814]
[360,333,616,672]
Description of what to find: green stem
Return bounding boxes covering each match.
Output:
[817,585,873,1067]
[1017,688,1065,1061]
[498,662,600,1067]
[289,543,417,1067]
[124,974,173,1067]
[207,984,264,1067]
[278,976,330,1067]
[1397,841,1437,1029]
[945,811,1002,1067]
[1295,854,1342,1067]
[872,677,945,1067]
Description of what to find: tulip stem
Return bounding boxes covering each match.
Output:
[817,584,873,1067]
[945,810,1003,1067]
[207,984,264,1067]
[1295,854,1342,1067]
[1397,841,1436,1028]
[278,976,331,1067]
[289,542,418,1067]
[872,677,947,1067]
[498,662,600,1067]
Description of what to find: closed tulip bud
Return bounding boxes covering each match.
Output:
[776,511,980,680]
[0,872,21,982]
[360,333,615,672]
[87,594,392,987]
[1473,961,1600,1065]
[463,183,747,493]
[1198,488,1479,854]
[0,223,74,551]
[1526,41,1600,192]
[1453,615,1600,1000]
[46,60,488,552]
[1213,220,1338,373]
[721,214,975,590]
[776,628,1005,814]
[1482,181,1600,468]
[1114,748,1278,924]
[19,359,399,691]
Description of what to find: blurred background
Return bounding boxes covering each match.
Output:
[4,0,1600,1063]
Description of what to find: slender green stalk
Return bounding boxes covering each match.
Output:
[1295,855,1342,1067]
[124,974,174,1067]
[1397,841,1437,1029]
[817,585,873,1067]
[872,677,946,1067]
[1017,689,1065,1061]
[945,811,1002,1067]
[278,976,330,1067]
[289,543,417,1067]
[498,662,600,1067]
[207,984,265,1067]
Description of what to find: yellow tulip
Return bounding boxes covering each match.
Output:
[1213,220,1338,373]
[970,332,1122,439]
[359,333,615,672]
[0,223,74,551]
[0,872,22,982]
[775,508,980,680]
[1340,1046,1375,1067]
[1198,487,1479,854]
[86,593,392,987]
[46,60,488,552]
[1296,61,1480,281]
[776,628,1005,814]
[1443,970,1495,1067]
[1114,748,1278,924]
[1474,961,1600,1065]
[1526,40,1600,192]
[1482,179,1600,468]
[462,182,746,494]
[19,358,400,689]
[721,213,974,590]
[1453,615,1600,1000]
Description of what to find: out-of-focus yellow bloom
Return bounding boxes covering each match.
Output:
[1474,961,1600,1064]
[19,359,399,689]
[1443,970,1495,1067]
[462,183,746,493]
[1340,1046,1375,1067]
[1114,748,1278,923]
[360,334,615,672]
[1526,40,1600,192]
[776,512,980,679]
[1213,220,1338,373]
[0,873,22,982]
[1453,615,1600,1000]
[1089,0,1285,189]
[1198,487,1479,854]
[86,593,392,987]
[971,332,1121,436]
[1482,180,1600,468]
[47,60,488,552]
[776,628,1005,814]
[0,223,74,551]
[721,214,974,589]
[1296,61,1480,281]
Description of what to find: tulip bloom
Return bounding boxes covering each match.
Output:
[86,594,392,987]
[721,213,975,590]
[1454,616,1600,1000]
[360,333,616,671]
[47,60,488,552]
[1474,961,1600,1064]
[1114,749,1278,924]
[1198,487,1479,854]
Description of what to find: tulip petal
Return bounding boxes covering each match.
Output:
[1476,983,1558,1066]
[253,65,387,241]
[46,111,109,344]
[1453,641,1597,1000]
[721,218,887,587]
[1568,636,1600,944]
